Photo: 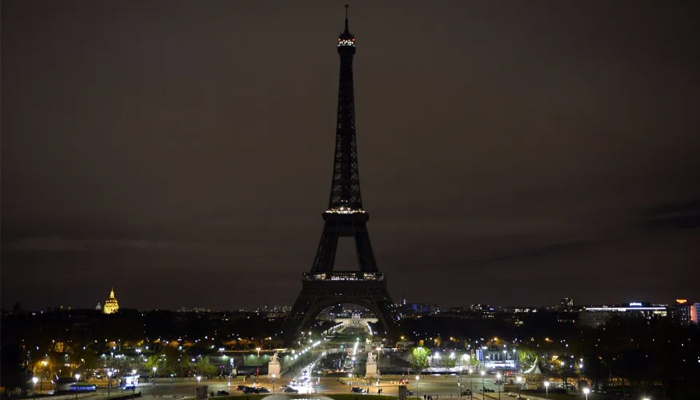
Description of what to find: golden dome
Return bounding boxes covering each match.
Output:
[103,287,120,314]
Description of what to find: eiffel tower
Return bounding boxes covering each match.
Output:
[284,6,396,344]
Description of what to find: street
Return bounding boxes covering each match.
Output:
[99,374,505,399]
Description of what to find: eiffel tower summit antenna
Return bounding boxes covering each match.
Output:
[283,6,396,345]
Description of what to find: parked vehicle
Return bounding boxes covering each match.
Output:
[216,390,229,396]
[351,387,367,393]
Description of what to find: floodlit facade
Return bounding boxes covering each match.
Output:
[103,288,120,314]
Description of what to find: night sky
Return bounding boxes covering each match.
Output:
[2,1,699,311]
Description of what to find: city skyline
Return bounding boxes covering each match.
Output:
[2,1,700,310]
[12,289,688,313]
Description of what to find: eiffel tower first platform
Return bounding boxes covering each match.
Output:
[283,6,396,344]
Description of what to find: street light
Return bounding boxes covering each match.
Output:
[256,347,261,357]
[583,387,590,400]
[152,366,157,383]
[416,375,420,398]
[107,370,113,400]
[40,361,48,393]
[544,381,550,400]
[32,377,38,400]
[272,374,276,393]
[348,373,353,390]
[457,368,462,397]
[196,376,201,385]
[516,377,523,399]
[468,368,473,399]
[496,373,502,400]
[480,371,486,400]
[75,374,81,382]
[132,369,137,376]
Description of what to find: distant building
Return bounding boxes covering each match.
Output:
[669,299,697,325]
[560,298,574,309]
[477,346,517,370]
[405,303,431,315]
[470,304,490,311]
[579,302,666,327]
[103,288,120,314]
[95,302,102,311]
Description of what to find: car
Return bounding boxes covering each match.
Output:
[283,388,299,393]
[406,390,414,395]
[351,387,367,393]
[216,390,229,396]
[241,387,255,394]
[461,389,472,396]
[236,385,246,391]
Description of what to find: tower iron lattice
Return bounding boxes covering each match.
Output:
[284,6,396,344]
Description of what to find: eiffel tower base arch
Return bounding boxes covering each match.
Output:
[283,275,396,345]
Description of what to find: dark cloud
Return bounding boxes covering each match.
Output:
[2,0,699,310]
[644,200,700,230]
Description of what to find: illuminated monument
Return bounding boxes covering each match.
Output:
[284,6,396,344]
[102,288,120,314]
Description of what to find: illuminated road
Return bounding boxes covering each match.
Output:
[99,374,505,398]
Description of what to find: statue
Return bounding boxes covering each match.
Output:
[365,352,378,378]
[267,352,281,377]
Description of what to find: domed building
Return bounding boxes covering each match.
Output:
[103,288,120,314]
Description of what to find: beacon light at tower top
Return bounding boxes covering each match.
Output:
[338,38,355,47]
